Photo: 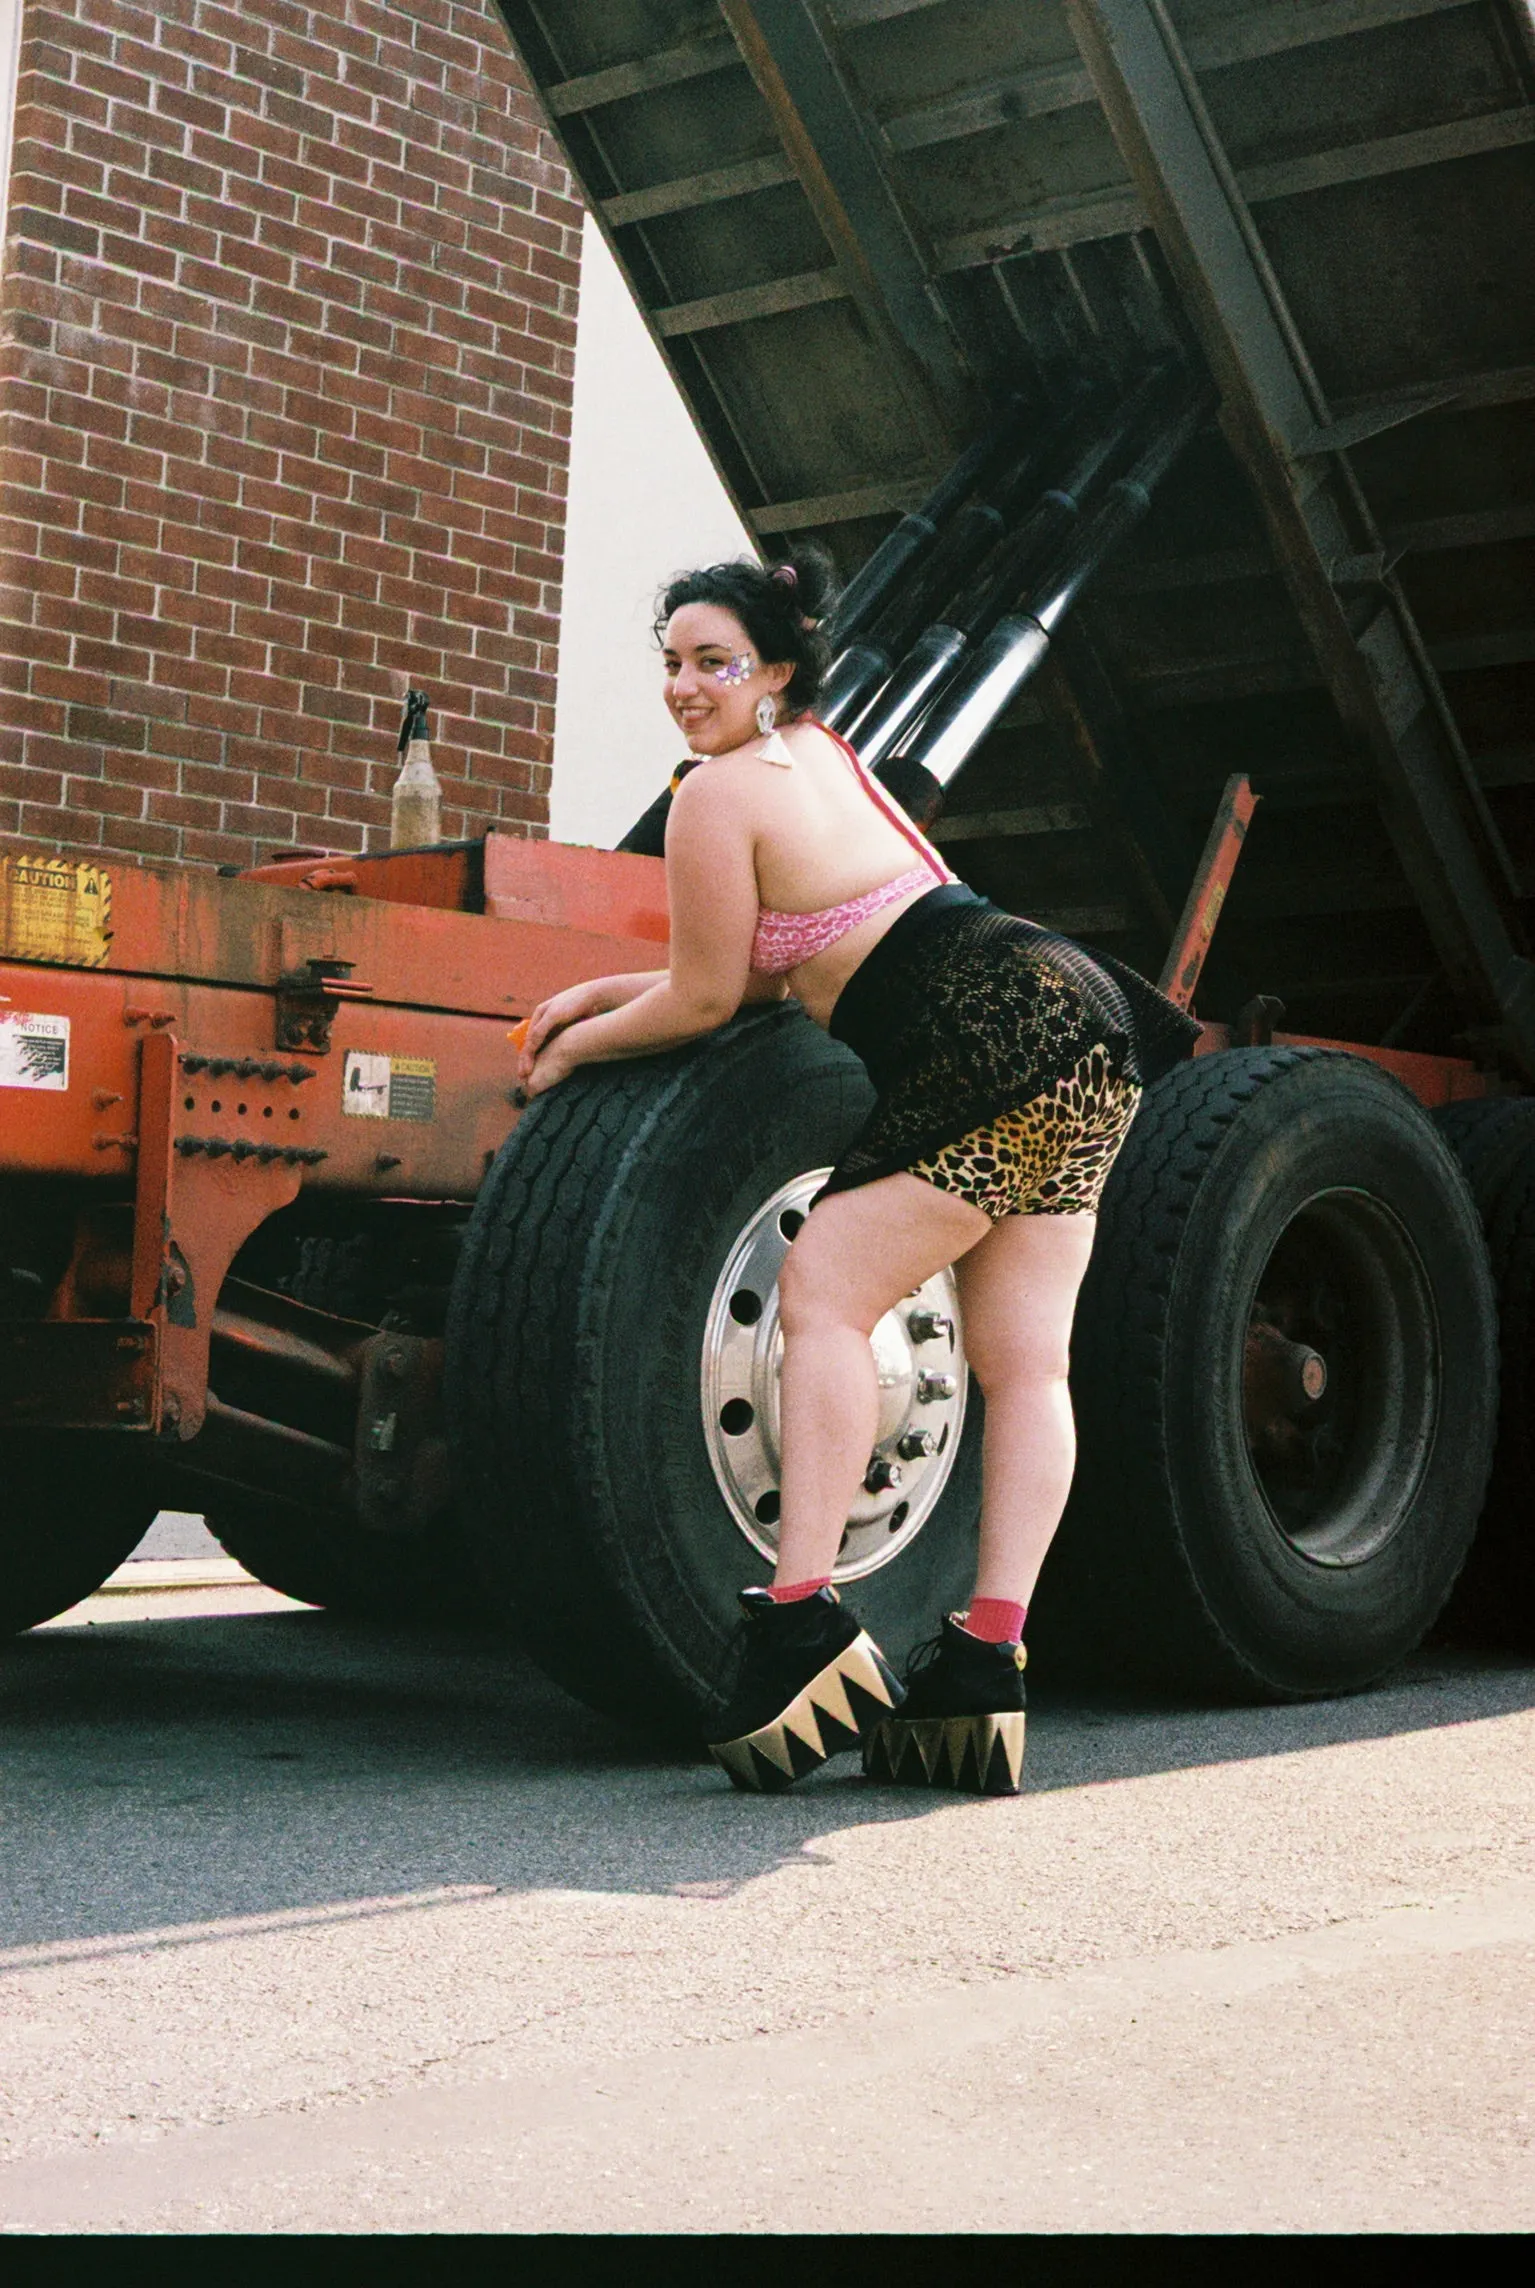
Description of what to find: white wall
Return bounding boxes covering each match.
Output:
[551,216,752,848]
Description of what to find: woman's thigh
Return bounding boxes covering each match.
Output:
[783,1173,990,1333]
[953,1211,1098,1385]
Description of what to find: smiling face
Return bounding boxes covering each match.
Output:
[661,603,794,755]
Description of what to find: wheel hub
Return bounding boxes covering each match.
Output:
[1240,1187,1438,1565]
[701,1169,968,1579]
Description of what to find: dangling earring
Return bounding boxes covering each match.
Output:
[755,691,794,766]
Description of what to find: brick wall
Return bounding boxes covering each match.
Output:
[0,0,579,867]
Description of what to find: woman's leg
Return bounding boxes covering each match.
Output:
[953,1211,1098,1610]
[773,1173,990,1588]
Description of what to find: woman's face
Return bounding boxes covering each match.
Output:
[661,603,793,755]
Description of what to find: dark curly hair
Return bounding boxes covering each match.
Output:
[656,544,838,714]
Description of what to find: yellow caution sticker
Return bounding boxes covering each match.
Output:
[0,853,112,967]
[0,1011,69,1090]
[342,1050,437,1122]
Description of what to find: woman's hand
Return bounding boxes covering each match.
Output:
[516,979,607,1077]
[516,973,664,1081]
[521,1025,580,1099]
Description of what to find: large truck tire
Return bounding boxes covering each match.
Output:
[1,1442,156,1636]
[1440,1130,1535,1643]
[207,1475,478,1627]
[1431,1097,1535,1217]
[1037,1047,1497,1699]
[446,1009,983,1733]
[206,1237,481,1626]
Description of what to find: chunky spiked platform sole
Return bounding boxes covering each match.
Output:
[709,1630,905,1794]
[864,1709,1026,1796]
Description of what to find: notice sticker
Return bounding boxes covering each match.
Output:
[0,1012,70,1090]
[386,1056,436,1123]
[342,1050,436,1122]
[0,854,112,968]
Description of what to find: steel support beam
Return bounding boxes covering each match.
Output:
[1065,0,1535,1073]
[717,0,973,431]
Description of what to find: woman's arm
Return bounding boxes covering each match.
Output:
[522,769,762,1092]
[518,970,664,1073]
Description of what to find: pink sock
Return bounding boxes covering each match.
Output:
[962,1597,1027,1644]
[768,1577,831,1603]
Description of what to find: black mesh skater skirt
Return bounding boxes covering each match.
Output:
[820,884,1199,1198]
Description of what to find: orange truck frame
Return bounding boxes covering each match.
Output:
[1,787,1492,1681]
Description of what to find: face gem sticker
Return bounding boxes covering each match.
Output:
[714,653,754,686]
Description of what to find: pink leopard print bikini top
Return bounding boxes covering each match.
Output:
[744,720,954,976]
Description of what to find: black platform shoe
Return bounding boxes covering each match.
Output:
[864,1614,1027,1796]
[707,1586,906,1794]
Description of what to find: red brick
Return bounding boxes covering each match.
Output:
[0,0,571,868]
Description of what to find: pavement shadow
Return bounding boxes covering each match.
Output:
[2,1605,1532,1956]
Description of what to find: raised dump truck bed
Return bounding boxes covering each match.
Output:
[499,0,1535,1061]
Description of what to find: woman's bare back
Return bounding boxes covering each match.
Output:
[706,717,951,1022]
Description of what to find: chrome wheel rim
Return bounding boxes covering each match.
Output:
[701,1168,968,1580]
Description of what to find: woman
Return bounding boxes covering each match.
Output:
[517,552,1197,1795]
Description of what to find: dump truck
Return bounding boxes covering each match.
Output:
[3,0,1533,1719]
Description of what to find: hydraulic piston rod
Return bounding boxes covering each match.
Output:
[897,388,1211,794]
[821,402,1088,734]
[826,395,1033,646]
[856,368,1184,778]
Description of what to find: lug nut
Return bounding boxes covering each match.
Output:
[916,1370,957,1404]
[864,1457,903,1494]
[908,1309,953,1344]
[897,1429,938,1461]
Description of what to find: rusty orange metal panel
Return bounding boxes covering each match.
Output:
[3,962,537,1197]
[0,833,669,1019]
[237,844,481,910]
[483,835,670,945]
[1,967,146,1175]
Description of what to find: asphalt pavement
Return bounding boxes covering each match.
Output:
[1,1575,1533,2233]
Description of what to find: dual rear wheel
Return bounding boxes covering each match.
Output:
[4,1030,1507,1701]
[447,1026,1498,1718]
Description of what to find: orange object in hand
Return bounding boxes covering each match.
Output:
[509,1017,532,1052]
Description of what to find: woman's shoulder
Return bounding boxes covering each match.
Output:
[666,753,763,834]
[780,715,847,765]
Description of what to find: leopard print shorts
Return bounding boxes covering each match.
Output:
[907,1043,1140,1221]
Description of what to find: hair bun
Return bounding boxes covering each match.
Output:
[771,563,798,589]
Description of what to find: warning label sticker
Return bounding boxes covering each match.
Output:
[0,1012,70,1091]
[342,1050,436,1122]
[0,854,112,968]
